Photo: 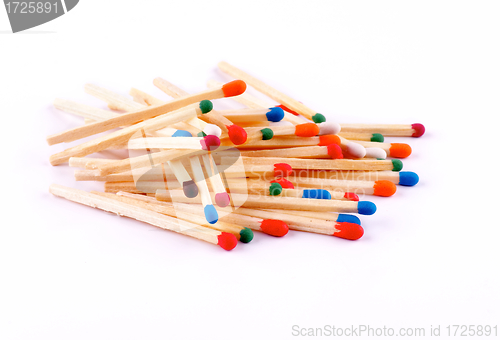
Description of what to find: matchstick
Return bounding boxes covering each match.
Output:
[95,192,253,243]
[168,160,198,198]
[46,80,245,146]
[244,122,320,143]
[49,107,199,165]
[233,135,340,149]
[188,156,218,224]
[240,145,344,160]
[155,190,377,215]
[85,84,144,112]
[338,132,385,142]
[339,123,425,137]
[351,141,412,159]
[287,178,397,197]
[117,192,289,237]
[263,209,361,225]
[218,61,325,123]
[126,136,221,151]
[53,98,119,121]
[154,77,248,145]
[49,184,237,250]
[200,153,230,207]
[222,156,403,172]
[286,170,419,186]
[217,107,285,123]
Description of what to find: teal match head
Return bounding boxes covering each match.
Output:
[199,100,213,114]
[370,133,384,143]
[204,204,218,224]
[172,130,193,137]
[312,113,326,123]
[391,159,403,171]
[357,201,377,215]
[239,227,254,243]
[261,128,274,140]
[398,171,419,186]
[269,182,283,196]
[265,107,285,122]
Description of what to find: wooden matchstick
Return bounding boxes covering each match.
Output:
[53,98,119,121]
[339,123,425,137]
[49,184,237,250]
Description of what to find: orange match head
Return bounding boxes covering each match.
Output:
[318,134,341,146]
[373,180,397,197]
[221,80,247,97]
[389,143,412,158]
[260,219,289,237]
[294,123,320,137]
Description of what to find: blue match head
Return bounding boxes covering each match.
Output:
[302,189,331,200]
[265,107,285,122]
[357,201,377,215]
[204,205,218,224]
[336,214,361,225]
[398,171,419,186]
[172,130,193,137]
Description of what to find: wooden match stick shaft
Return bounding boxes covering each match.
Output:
[218,61,317,121]
[339,124,423,137]
[49,184,224,246]
[240,146,331,159]
[53,98,119,121]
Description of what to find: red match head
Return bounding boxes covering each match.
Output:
[274,163,292,178]
[271,178,294,189]
[276,104,300,116]
[200,135,221,151]
[327,144,344,159]
[221,80,247,97]
[226,124,247,145]
[217,232,238,250]
[260,219,289,237]
[411,123,425,137]
[333,222,364,240]
[344,192,359,201]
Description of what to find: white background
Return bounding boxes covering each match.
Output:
[1,1,499,339]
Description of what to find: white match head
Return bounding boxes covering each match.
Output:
[203,124,222,137]
[365,147,387,159]
[347,142,367,158]
[318,122,341,135]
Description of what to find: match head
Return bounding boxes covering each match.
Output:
[274,163,292,178]
[365,147,387,159]
[327,144,344,159]
[373,180,397,197]
[199,100,213,114]
[295,123,320,137]
[343,192,359,201]
[203,124,222,137]
[239,227,254,243]
[221,80,247,97]
[411,123,425,137]
[302,189,331,200]
[389,143,412,158]
[333,222,364,240]
[319,135,341,146]
[357,201,377,215]
[269,182,283,196]
[312,113,326,123]
[200,135,221,151]
[227,124,247,145]
[318,122,341,135]
[182,180,199,198]
[204,204,219,224]
[265,107,285,122]
[215,192,230,207]
[259,219,289,237]
[217,232,238,251]
[270,178,294,189]
[337,214,361,224]
[346,142,366,158]
[260,128,274,140]
[391,159,403,171]
[172,130,193,137]
[398,171,419,186]
[371,133,384,142]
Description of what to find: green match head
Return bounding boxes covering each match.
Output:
[391,159,403,171]
[197,131,207,137]
[269,182,283,196]
[371,133,384,143]
[312,113,326,123]
[199,100,213,114]
[261,128,274,140]
[239,227,254,243]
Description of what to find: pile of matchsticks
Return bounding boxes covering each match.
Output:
[47,61,424,251]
